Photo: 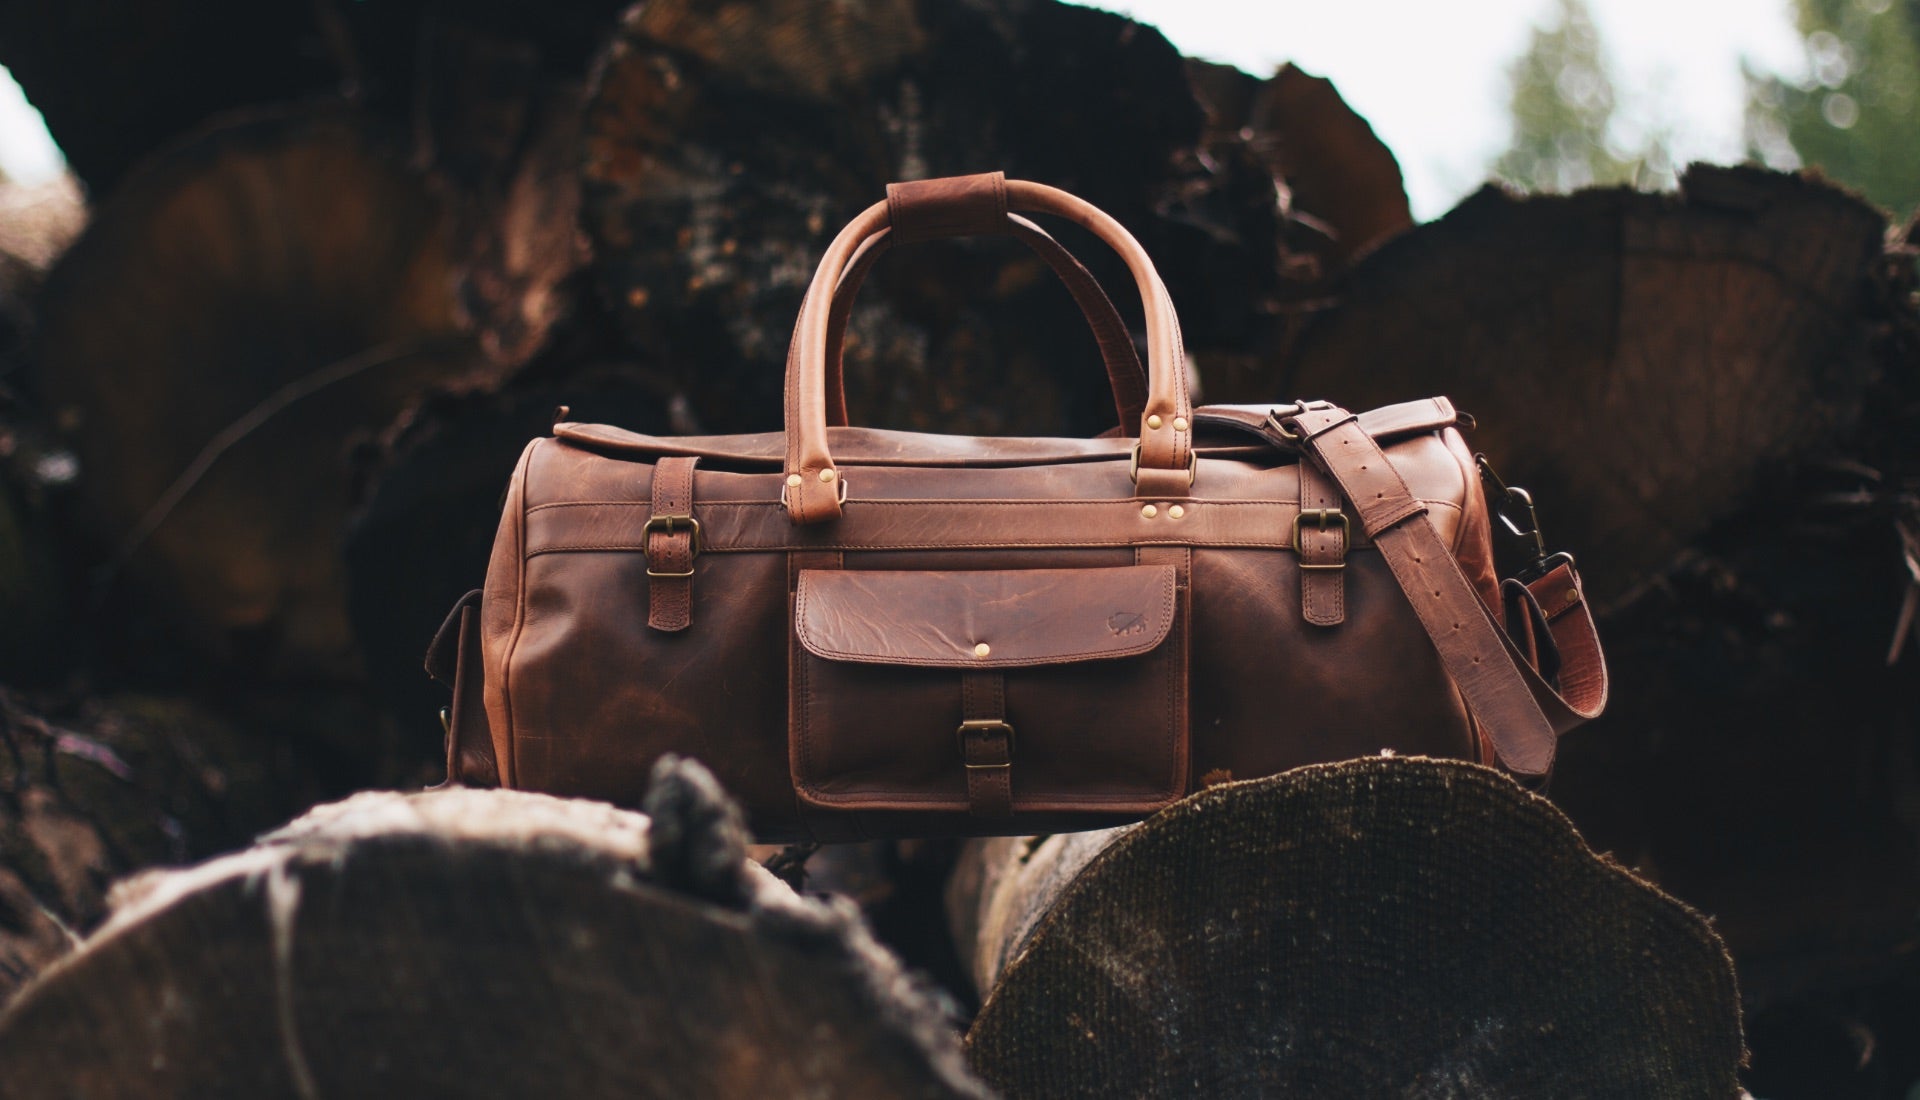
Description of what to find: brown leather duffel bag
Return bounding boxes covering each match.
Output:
[426,173,1607,842]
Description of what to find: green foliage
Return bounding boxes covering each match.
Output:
[1746,0,1920,217]
[1493,0,1674,193]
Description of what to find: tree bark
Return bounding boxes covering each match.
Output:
[950,758,1745,1099]
[0,759,989,1099]
[0,691,308,1002]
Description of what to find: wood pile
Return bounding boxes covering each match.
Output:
[0,0,1914,1094]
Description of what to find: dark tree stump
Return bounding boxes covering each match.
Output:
[952,758,1745,1098]
[0,761,989,1099]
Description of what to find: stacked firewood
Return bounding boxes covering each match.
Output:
[0,0,1915,1094]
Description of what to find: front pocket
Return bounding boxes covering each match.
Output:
[790,565,1188,814]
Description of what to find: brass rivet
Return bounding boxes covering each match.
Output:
[1168,505,1185,519]
[818,468,836,483]
[1146,414,1163,429]
[1564,588,1580,605]
[1173,417,1188,432]
[786,473,803,487]
[974,642,991,658]
[1141,504,1158,518]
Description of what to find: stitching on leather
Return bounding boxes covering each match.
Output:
[794,568,1176,666]
[530,498,1320,513]
[792,567,1182,808]
[498,438,541,789]
[791,548,841,803]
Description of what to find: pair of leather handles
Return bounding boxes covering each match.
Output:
[783,172,1194,524]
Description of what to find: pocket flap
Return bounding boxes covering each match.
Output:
[795,566,1176,668]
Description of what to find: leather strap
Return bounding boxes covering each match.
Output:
[783,174,1193,524]
[425,590,498,787]
[1276,405,1608,777]
[646,456,700,632]
[960,670,1014,818]
[823,217,1147,430]
[887,173,1009,242]
[1296,460,1347,627]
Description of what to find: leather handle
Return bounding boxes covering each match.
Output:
[821,216,1148,431]
[783,173,1193,525]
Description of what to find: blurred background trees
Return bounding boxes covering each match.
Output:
[1745,0,1920,218]
[1492,0,1675,193]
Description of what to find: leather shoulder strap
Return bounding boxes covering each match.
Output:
[1276,404,1608,777]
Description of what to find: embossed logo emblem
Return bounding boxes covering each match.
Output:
[1108,611,1146,636]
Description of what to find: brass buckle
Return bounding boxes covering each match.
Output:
[1127,443,1198,486]
[643,513,701,578]
[1265,399,1336,442]
[957,719,1015,769]
[1291,508,1349,570]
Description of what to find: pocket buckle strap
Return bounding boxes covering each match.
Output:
[957,719,1015,769]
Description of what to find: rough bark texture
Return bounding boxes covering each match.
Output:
[0,760,989,1099]
[0,691,306,1002]
[954,758,1745,1099]
[1283,166,1892,605]
[576,0,1400,440]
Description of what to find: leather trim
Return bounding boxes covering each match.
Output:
[526,497,1463,555]
[551,398,1458,468]
[444,604,499,787]
[887,172,1008,243]
[1282,405,1608,775]
[645,456,699,632]
[795,566,1175,668]
[425,589,483,686]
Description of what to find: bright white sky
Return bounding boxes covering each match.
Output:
[1088,0,1808,217]
[0,1,1810,219]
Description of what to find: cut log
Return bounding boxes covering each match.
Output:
[0,0,631,197]
[951,758,1744,1098]
[1283,165,1893,604]
[1548,470,1920,1012]
[0,758,988,1098]
[34,108,485,680]
[1185,61,1412,269]
[0,690,308,1002]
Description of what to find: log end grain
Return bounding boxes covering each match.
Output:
[962,757,1744,1098]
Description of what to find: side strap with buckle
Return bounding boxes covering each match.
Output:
[1295,460,1348,626]
[646,456,701,632]
[959,671,1014,817]
[1273,404,1609,778]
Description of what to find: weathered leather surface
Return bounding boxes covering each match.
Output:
[447,175,1603,841]
[793,566,1186,815]
[472,415,1492,840]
